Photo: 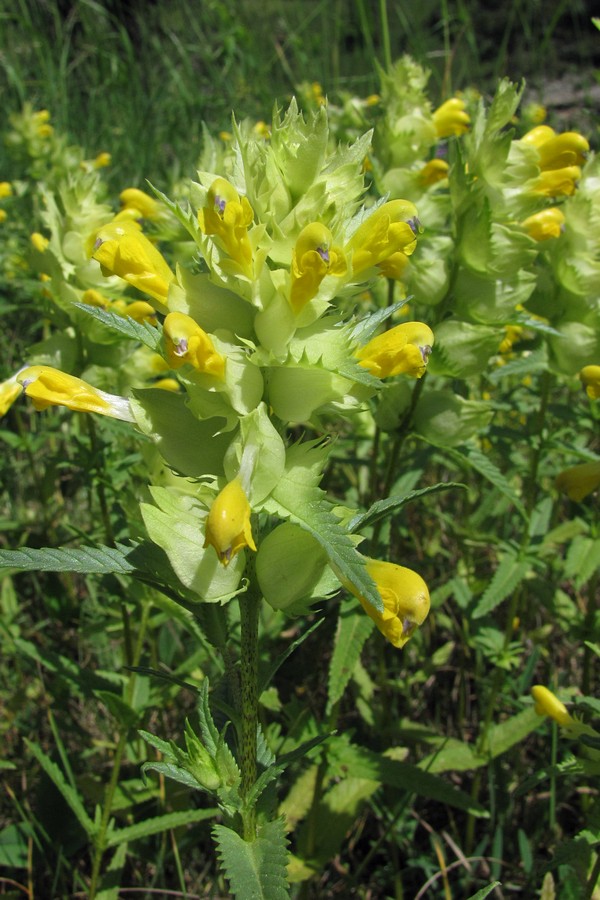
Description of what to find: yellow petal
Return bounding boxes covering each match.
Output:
[531,685,575,727]
[204,479,256,565]
[17,366,134,421]
[163,312,225,378]
[351,559,430,648]
[356,322,434,378]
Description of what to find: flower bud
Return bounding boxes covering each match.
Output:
[204,479,256,566]
[531,685,575,727]
[579,365,600,400]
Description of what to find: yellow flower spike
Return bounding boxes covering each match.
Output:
[356,322,434,379]
[432,97,470,138]
[198,177,255,278]
[580,365,600,400]
[289,222,347,313]
[536,132,589,171]
[17,366,134,421]
[120,187,161,220]
[556,460,600,501]
[92,218,174,307]
[418,159,449,186]
[163,311,226,379]
[0,375,23,417]
[522,208,565,241]
[204,479,257,566]
[349,560,430,648]
[532,166,582,198]
[30,232,50,253]
[93,152,111,169]
[0,182,12,198]
[346,200,420,277]
[531,685,576,727]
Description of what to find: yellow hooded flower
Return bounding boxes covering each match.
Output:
[120,187,161,220]
[522,208,565,241]
[346,200,419,278]
[432,97,470,138]
[289,222,347,313]
[350,559,430,648]
[93,152,111,169]
[532,166,582,197]
[92,219,174,308]
[579,365,600,400]
[0,375,23,417]
[531,685,576,727]
[555,460,600,501]
[198,177,254,278]
[0,182,12,199]
[356,322,434,378]
[17,366,134,421]
[204,479,256,566]
[163,312,225,378]
[522,127,589,170]
[31,232,50,253]
[418,159,450,186]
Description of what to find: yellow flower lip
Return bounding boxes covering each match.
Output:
[204,479,257,566]
[432,97,470,138]
[521,208,565,241]
[17,366,134,421]
[531,685,576,727]
[198,177,255,278]
[346,200,420,278]
[356,322,434,379]
[348,559,430,649]
[92,218,174,308]
[289,222,347,313]
[163,312,226,378]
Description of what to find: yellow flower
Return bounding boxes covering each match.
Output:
[0,182,12,198]
[82,288,109,308]
[555,460,600,501]
[0,210,7,224]
[204,479,256,565]
[532,166,581,197]
[153,377,180,392]
[531,685,576,727]
[92,219,174,308]
[521,208,565,241]
[30,232,50,253]
[289,223,347,313]
[579,365,600,400]
[37,124,53,138]
[356,322,434,378]
[498,325,524,354]
[93,152,111,169]
[120,187,161,220]
[346,200,419,278]
[0,375,23,417]
[34,109,50,123]
[418,159,449,186]
[198,177,254,277]
[432,97,470,138]
[17,366,134,421]
[106,298,157,325]
[524,128,589,171]
[163,312,225,378]
[349,559,430,648]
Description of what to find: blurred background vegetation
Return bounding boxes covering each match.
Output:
[1,0,598,187]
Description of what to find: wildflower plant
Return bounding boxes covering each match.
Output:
[2,99,447,896]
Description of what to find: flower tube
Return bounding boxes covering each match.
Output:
[17,366,134,421]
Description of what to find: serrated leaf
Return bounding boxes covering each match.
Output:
[105,808,218,848]
[96,842,127,900]
[74,302,162,351]
[565,536,600,588]
[473,552,530,619]
[213,818,290,900]
[263,443,382,612]
[327,597,373,713]
[348,482,467,533]
[25,740,95,836]
[0,543,136,575]
[141,760,202,791]
[450,445,527,519]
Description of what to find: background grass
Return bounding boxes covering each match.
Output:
[1,0,598,187]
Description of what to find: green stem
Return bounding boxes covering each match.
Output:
[238,574,261,841]
[585,849,600,900]
[88,598,151,899]
[379,0,392,70]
